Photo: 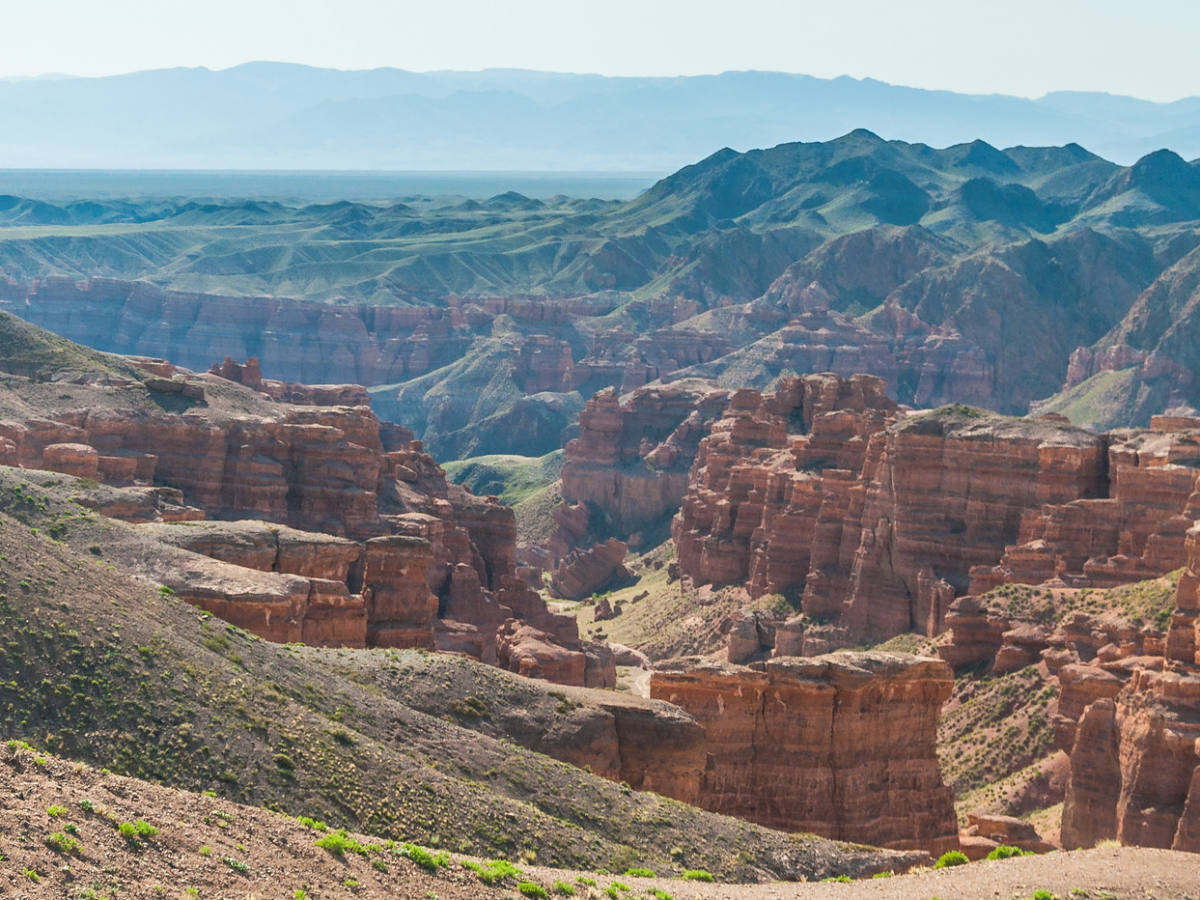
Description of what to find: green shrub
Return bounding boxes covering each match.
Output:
[397,843,450,872]
[682,869,714,882]
[1031,892,1055,900]
[223,857,249,874]
[517,883,549,899]
[987,844,1032,860]
[117,819,158,845]
[649,891,673,900]
[551,882,576,897]
[45,804,67,817]
[462,859,522,885]
[872,870,893,878]
[44,831,81,854]
[623,867,655,877]
[821,874,853,882]
[314,830,369,857]
[933,850,969,869]
[575,876,596,886]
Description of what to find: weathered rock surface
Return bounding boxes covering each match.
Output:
[1060,522,1200,853]
[0,346,589,681]
[650,651,958,855]
[554,380,730,556]
[549,538,631,601]
[669,376,1200,649]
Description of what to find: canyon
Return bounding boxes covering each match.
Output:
[559,374,1200,651]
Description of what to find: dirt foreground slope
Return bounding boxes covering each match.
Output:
[4,743,1199,900]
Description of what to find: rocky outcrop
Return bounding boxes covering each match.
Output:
[670,381,1200,647]
[971,421,1200,593]
[1060,522,1200,853]
[672,373,900,613]
[549,538,630,601]
[555,380,730,555]
[650,652,958,855]
[0,348,588,680]
[8,276,475,386]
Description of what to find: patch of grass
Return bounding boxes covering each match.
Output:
[518,883,550,899]
[44,830,82,854]
[551,881,576,897]
[117,819,158,846]
[933,850,969,869]
[987,844,1032,860]
[397,843,451,872]
[623,867,655,877]
[315,830,370,857]
[462,858,522,885]
[681,869,714,882]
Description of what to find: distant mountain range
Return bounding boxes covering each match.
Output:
[2,62,1200,170]
[5,130,1200,442]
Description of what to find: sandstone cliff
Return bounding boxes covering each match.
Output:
[671,377,1200,649]
[1059,522,1200,852]
[650,651,958,855]
[0,320,589,685]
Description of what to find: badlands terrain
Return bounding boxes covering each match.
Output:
[1,133,1200,898]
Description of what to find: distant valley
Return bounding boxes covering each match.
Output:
[4,130,1200,444]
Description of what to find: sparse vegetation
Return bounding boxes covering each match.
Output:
[934,850,969,869]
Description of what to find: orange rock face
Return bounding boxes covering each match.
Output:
[650,651,958,855]
[549,538,630,601]
[0,361,588,681]
[555,381,730,556]
[672,373,899,618]
[670,377,1200,648]
[1060,523,1200,853]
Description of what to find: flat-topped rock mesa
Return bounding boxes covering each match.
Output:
[1059,522,1200,853]
[970,417,1200,594]
[650,651,958,855]
[0,319,593,684]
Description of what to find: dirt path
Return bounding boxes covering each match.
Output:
[527,847,1200,899]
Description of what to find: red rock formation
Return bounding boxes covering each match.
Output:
[549,538,630,601]
[672,374,899,614]
[650,652,958,855]
[1059,522,1200,853]
[555,380,730,554]
[0,359,588,679]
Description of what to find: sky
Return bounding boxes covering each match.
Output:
[5,0,1199,102]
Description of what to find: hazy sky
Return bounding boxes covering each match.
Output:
[6,0,1199,102]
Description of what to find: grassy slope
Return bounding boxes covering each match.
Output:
[443,451,564,549]
[0,471,903,881]
[1030,366,1177,430]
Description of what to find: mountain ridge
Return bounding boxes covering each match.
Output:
[4,62,1200,170]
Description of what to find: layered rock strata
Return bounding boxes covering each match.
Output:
[649,652,958,855]
[0,355,588,682]
[1059,523,1200,852]
[671,376,1200,648]
[554,380,731,556]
